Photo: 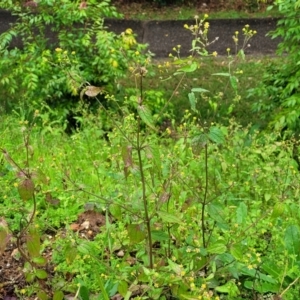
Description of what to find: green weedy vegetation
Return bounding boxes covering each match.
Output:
[0,1,300,300]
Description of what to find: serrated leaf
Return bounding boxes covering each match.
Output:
[18,178,35,201]
[208,126,225,144]
[137,104,157,131]
[157,211,181,224]
[230,244,244,261]
[151,230,169,242]
[35,269,48,279]
[26,230,40,258]
[32,168,48,185]
[84,85,103,97]
[127,224,146,244]
[207,241,226,254]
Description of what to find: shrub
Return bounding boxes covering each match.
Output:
[250,0,300,134]
[0,0,147,130]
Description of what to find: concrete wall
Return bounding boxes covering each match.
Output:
[0,9,281,57]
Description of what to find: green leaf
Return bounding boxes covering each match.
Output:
[191,88,209,93]
[207,241,226,254]
[32,256,47,266]
[118,281,128,297]
[208,126,225,144]
[271,202,285,219]
[177,61,198,73]
[37,291,49,300]
[127,224,146,244]
[237,49,245,60]
[137,104,157,131]
[230,76,238,92]
[188,92,197,113]
[244,280,279,294]
[207,203,226,223]
[212,72,230,76]
[26,229,41,258]
[53,291,64,300]
[230,244,244,261]
[79,285,90,300]
[236,202,247,224]
[157,211,181,224]
[18,178,35,201]
[216,280,240,297]
[35,269,48,279]
[151,230,169,242]
[284,225,300,256]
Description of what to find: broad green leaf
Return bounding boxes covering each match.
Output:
[32,256,47,266]
[271,202,285,219]
[127,224,146,244]
[191,88,209,93]
[244,280,279,294]
[26,230,40,258]
[35,269,48,279]
[137,104,157,131]
[241,267,277,284]
[207,241,226,254]
[188,92,197,113]
[236,202,247,224]
[18,178,35,201]
[167,259,182,275]
[157,211,181,224]
[230,244,244,261]
[216,280,240,297]
[53,291,64,300]
[207,203,225,223]
[261,261,281,280]
[79,285,90,300]
[284,225,300,256]
[37,291,48,300]
[208,126,225,144]
[151,230,169,242]
[118,281,128,297]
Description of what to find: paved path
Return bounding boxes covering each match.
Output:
[0,9,281,57]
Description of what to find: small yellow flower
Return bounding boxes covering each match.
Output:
[226,48,230,52]
[184,24,189,29]
[235,31,239,35]
[135,51,140,56]
[125,28,133,35]
[55,48,62,52]
[204,22,209,29]
[204,14,209,19]
[212,51,218,57]
[112,60,118,68]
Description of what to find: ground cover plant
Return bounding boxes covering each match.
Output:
[1,1,300,300]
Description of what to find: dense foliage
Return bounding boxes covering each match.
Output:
[0,0,147,130]
[0,1,300,300]
[250,0,300,134]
